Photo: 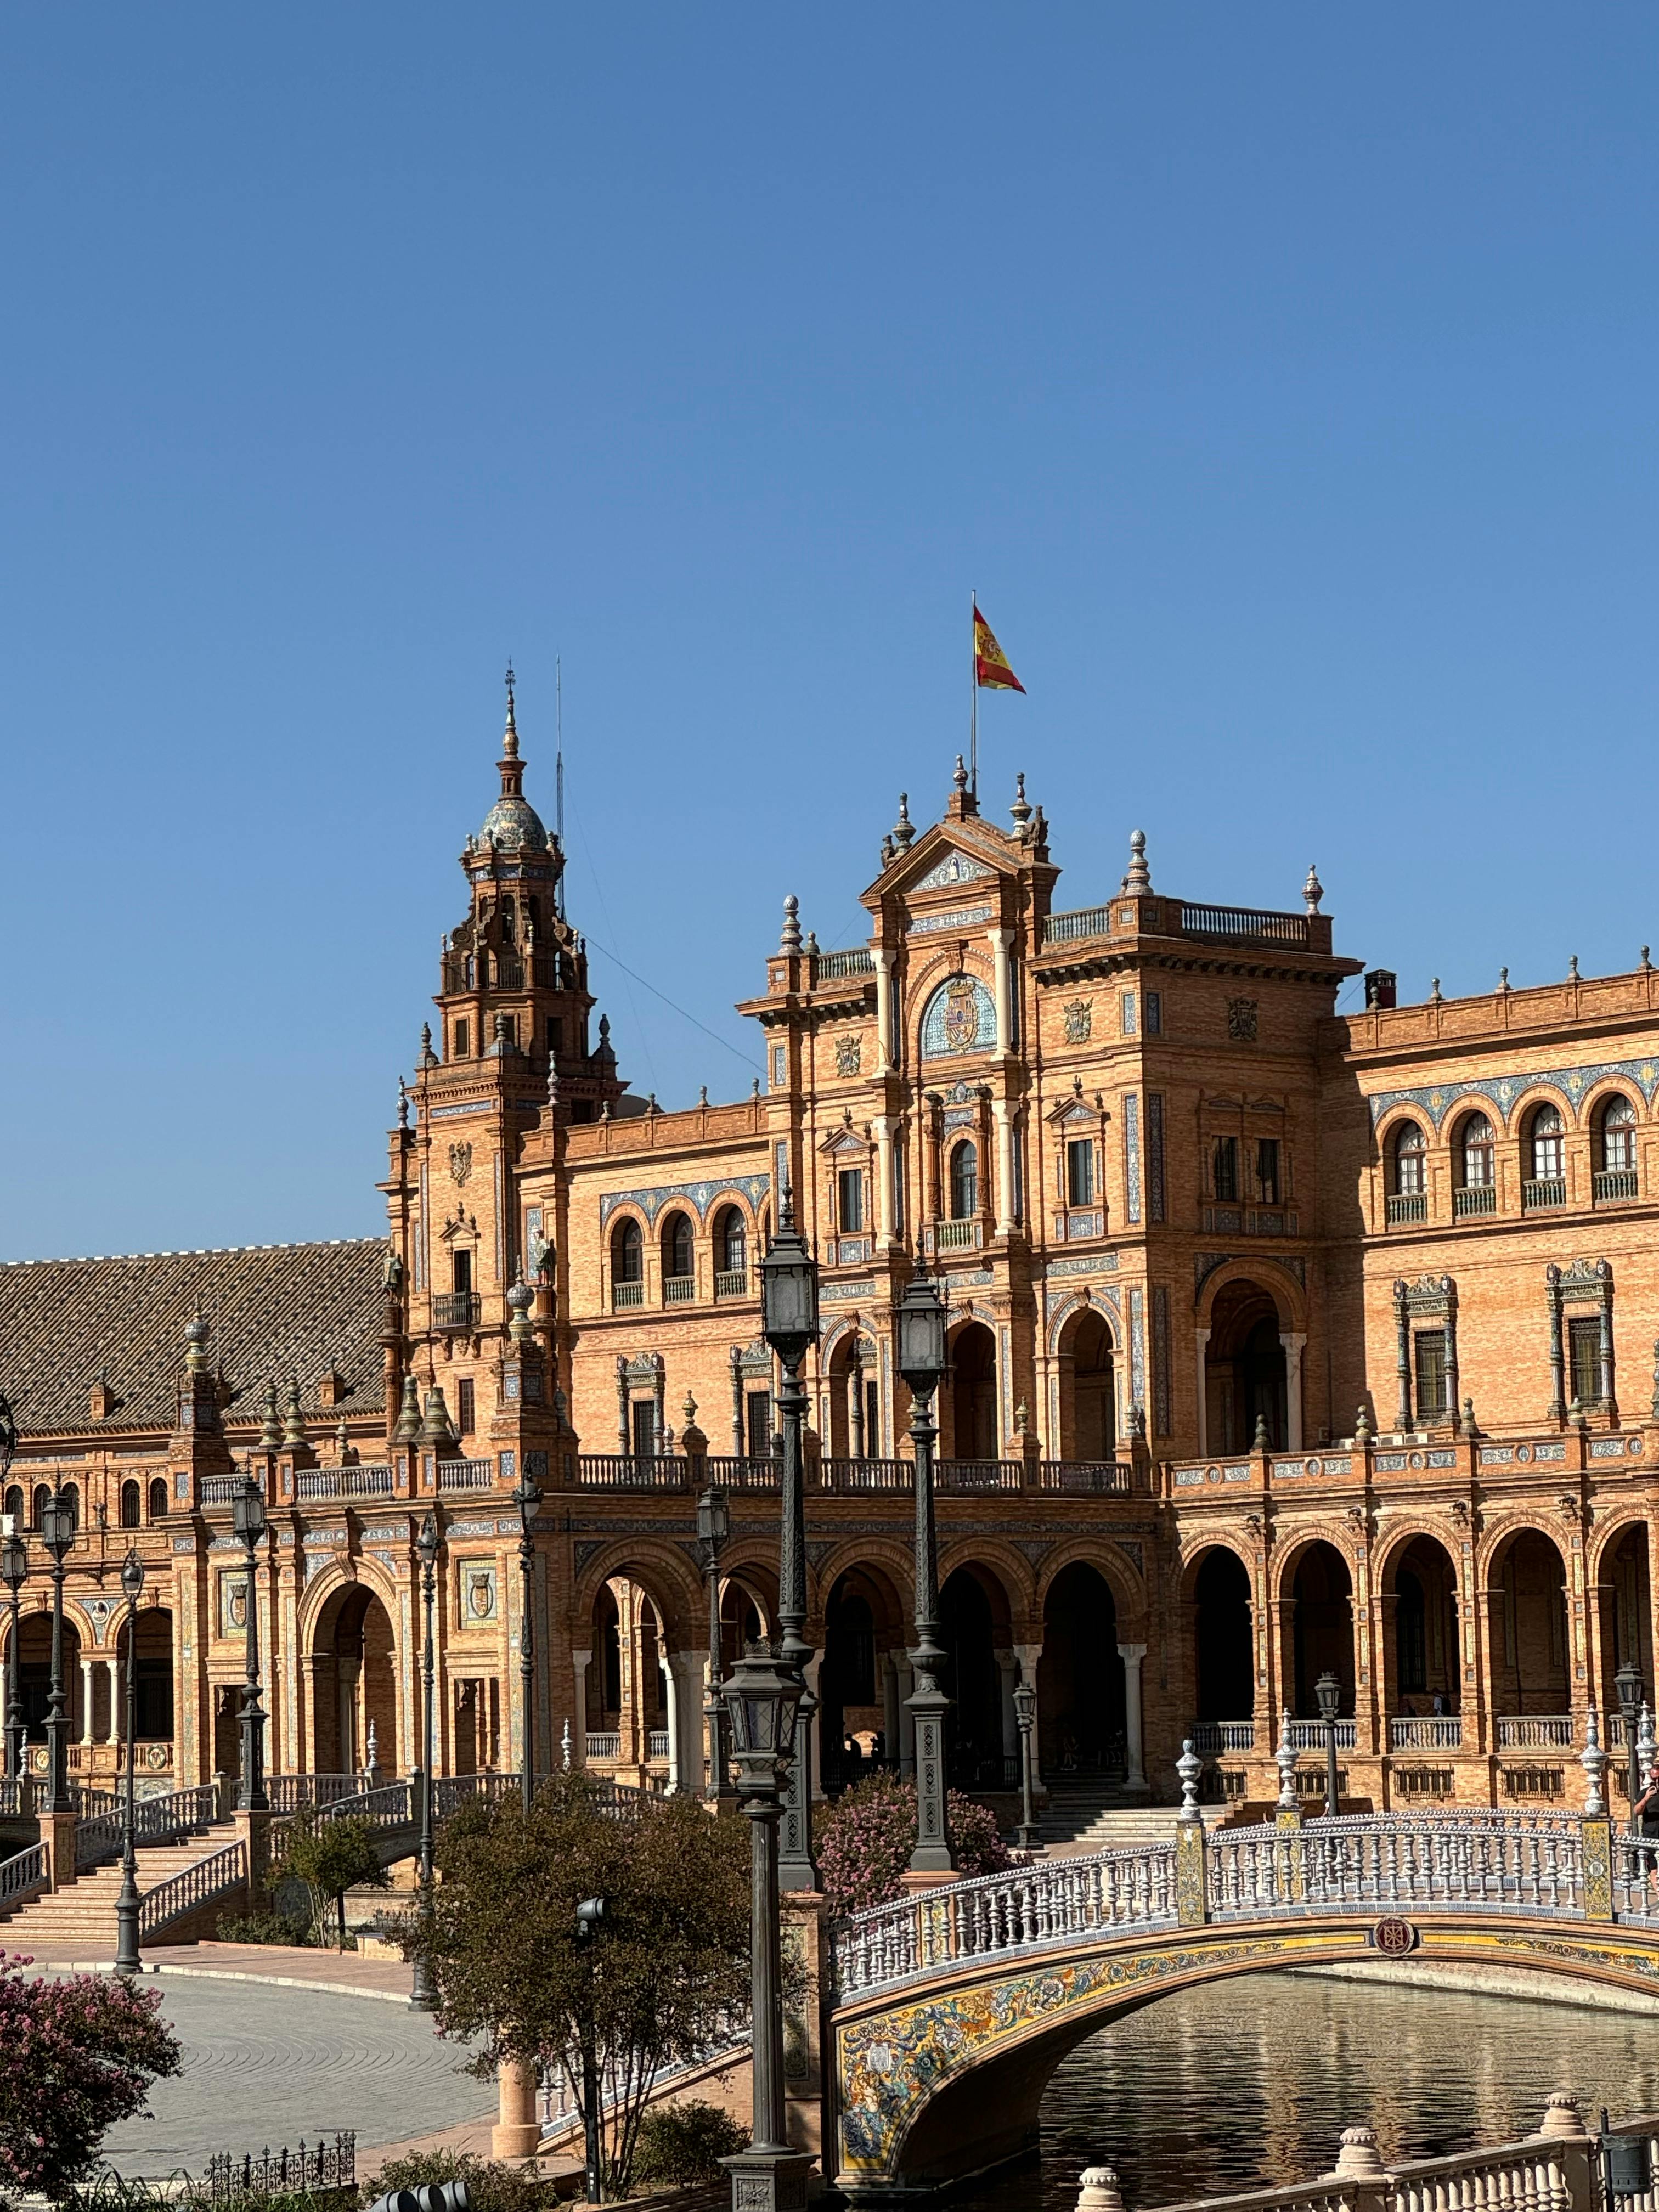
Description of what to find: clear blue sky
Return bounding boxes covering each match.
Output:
[3,6,1655,1260]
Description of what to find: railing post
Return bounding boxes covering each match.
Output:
[1581,1812,1614,1921]
[1175,1741,1208,1926]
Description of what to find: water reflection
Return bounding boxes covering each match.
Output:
[958,1972,1659,2212]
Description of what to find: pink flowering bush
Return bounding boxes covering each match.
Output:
[817,1773,1019,1914]
[0,1951,181,2201]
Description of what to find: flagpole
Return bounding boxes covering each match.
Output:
[555,654,566,920]
[969,590,978,799]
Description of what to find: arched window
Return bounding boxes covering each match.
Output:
[148,1476,169,1522]
[949,1141,979,1220]
[1391,1121,1426,1195]
[612,1218,643,1283]
[31,1485,48,1532]
[60,1484,80,1529]
[1528,1102,1564,1181]
[120,1480,141,1530]
[2,1485,20,1528]
[662,1211,694,1281]
[1458,1113,1494,1187]
[715,1206,747,1275]
[1598,1094,1638,1175]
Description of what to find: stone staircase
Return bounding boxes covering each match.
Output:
[1039,1784,1224,1855]
[0,1833,237,1961]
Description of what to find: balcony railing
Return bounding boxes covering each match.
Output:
[701,1455,781,1492]
[818,1457,911,1493]
[1596,1168,1640,1204]
[1285,1717,1357,1749]
[1497,1714,1574,1748]
[1386,1192,1427,1226]
[1042,905,1113,946]
[1389,1714,1463,1750]
[647,1729,670,1762]
[1190,1720,1256,1754]
[612,1280,645,1310]
[1180,902,1311,949]
[433,1291,481,1330]
[816,948,874,978]
[296,1464,394,1502]
[577,1455,690,1493]
[663,1275,696,1304]
[586,1731,622,1761]
[935,1218,981,1251]
[1522,1176,1566,1212]
[714,1268,749,1300]
[935,1459,1023,1494]
[437,1457,494,1493]
[1036,1459,1139,1494]
[1454,1183,1497,1218]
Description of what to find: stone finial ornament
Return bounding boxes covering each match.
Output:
[259,1381,282,1452]
[1498,967,1510,992]
[1122,828,1152,894]
[892,793,914,851]
[953,754,969,794]
[1537,2094,1587,2140]
[1354,1403,1373,1444]
[282,1378,307,1447]
[1568,953,1580,980]
[1011,772,1032,829]
[1582,1706,1609,1816]
[507,1278,535,1344]
[393,1373,422,1444]
[501,661,519,759]
[1276,1713,1298,1809]
[336,1416,351,1464]
[1303,862,1323,914]
[420,1022,438,1068]
[803,930,819,957]
[1252,1412,1271,1453]
[1639,1701,1656,1791]
[1643,947,1653,973]
[1075,2171,1125,2212]
[780,895,802,954]
[1327,2130,1385,2182]
[1176,1737,1203,1824]
[397,1080,410,1132]
[880,833,895,868]
[1430,978,1442,1003]
[184,1310,211,1375]
[1460,1397,1478,1439]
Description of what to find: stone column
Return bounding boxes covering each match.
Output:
[1393,1280,1413,1431]
[1118,1643,1149,1791]
[1194,1329,1211,1457]
[80,1658,94,1747]
[1282,1334,1307,1453]
[988,928,1014,1055]
[105,1655,121,1747]
[659,1654,679,1790]
[1545,1267,1567,1425]
[873,947,896,1075]
[492,2058,540,2159]
[804,1651,827,1801]
[993,1099,1017,1236]
[670,1652,703,1793]
[873,1117,898,1246]
[998,1651,1018,1762]
[1014,1643,1044,1776]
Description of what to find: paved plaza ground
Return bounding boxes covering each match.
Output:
[82,1953,497,2180]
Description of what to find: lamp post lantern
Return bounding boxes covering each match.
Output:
[1012,1673,1041,1851]
[898,1262,953,1874]
[113,1548,146,1976]
[759,1184,820,1891]
[720,1640,812,2212]
[231,1472,269,1812]
[41,1488,76,1815]
[1314,1669,1342,1819]
[697,1485,735,1803]
[512,1468,544,1813]
[1,1523,26,1785]
[1617,1658,1644,1831]
[411,1512,441,2013]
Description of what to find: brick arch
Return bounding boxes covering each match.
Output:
[1177,1532,1258,1602]
[907,948,997,1064]
[812,1537,915,1625]
[1588,1509,1657,1585]
[712,1540,777,1637]
[569,1538,704,1646]
[1475,1514,1572,1592]
[1033,1538,1146,1640]
[821,1314,880,1363]
[297,1554,400,1651]
[1374,1519,1467,1593]
[1195,1257,1306,1333]
[1443,1094,1507,1148]
[1270,1525,1359,1604]
[1578,1077,1647,1136]
[935,1541,1034,1638]
[1506,1078,1579,1135]
[1374,1104,1433,1159]
[1046,1286,1121,1355]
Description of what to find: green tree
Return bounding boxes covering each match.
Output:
[282,1811,388,1949]
[402,1774,750,2195]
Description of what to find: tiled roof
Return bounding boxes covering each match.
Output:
[0,1237,390,1436]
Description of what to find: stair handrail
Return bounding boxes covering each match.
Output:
[139,1838,248,1938]
[0,1841,50,1912]
[75,1782,219,1873]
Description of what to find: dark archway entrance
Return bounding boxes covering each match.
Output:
[1191,1549,1254,1723]
[1058,1308,1116,1462]
[311,1585,398,1776]
[1385,1536,1459,1716]
[1205,1281,1287,1452]
[1289,1542,1354,1717]
[940,1565,1010,1788]
[945,1322,998,1460]
[1488,1530,1570,1718]
[1040,1562,1123,1779]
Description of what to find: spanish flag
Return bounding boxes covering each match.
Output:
[973,602,1025,693]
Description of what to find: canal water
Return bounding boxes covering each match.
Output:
[958,1971,1659,2212]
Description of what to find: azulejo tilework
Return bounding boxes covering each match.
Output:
[1368,1056,1659,1130]
[598,1173,771,1226]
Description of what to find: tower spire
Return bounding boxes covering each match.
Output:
[502,661,520,761]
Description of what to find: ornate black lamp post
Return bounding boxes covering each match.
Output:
[1013,1673,1041,1850]
[231,1474,269,1812]
[759,1188,820,1892]
[697,1485,735,1803]
[41,1488,76,1815]
[1617,1658,1644,1830]
[1,1522,26,1784]
[512,1467,544,1813]
[898,1262,953,1874]
[1315,1668,1342,1819]
[720,1641,810,2212]
[114,1548,146,1976]
[575,1894,608,2202]
[411,1512,441,2013]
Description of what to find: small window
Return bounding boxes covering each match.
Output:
[1392,1122,1426,1196]
[545,1015,561,1056]
[1529,1102,1564,1181]
[147,1475,168,1522]
[838,1168,865,1235]
[631,1399,657,1459]
[746,1390,774,1460]
[1414,1331,1448,1421]
[1459,1113,1494,1188]
[663,1211,694,1280]
[2,1484,20,1527]
[1066,1138,1095,1208]
[612,1218,644,1284]
[1146,991,1162,1035]
[1121,992,1137,1036]
[1570,1315,1602,1406]
[120,1480,141,1530]
[456,1376,476,1436]
[452,1248,473,1296]
[715,1207,747,1274]
[949,1141,979,1219]
[1214,1136,1239,1203]
[453,1020,470,1059]
[499,898,517,945]
[31,1485,48,1532]
[1599,1095,1638,1173]
[61,1483,80,1528]
[1256,1138,1280,1205]
[771,1045,787,1088]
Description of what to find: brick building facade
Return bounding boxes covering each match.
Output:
[4,681,1657,1819]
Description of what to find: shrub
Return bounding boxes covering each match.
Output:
[0,1953,181,2202]
[281,1812,388,1949]
[631,2101,748,2188]
[364,2149,545,2212]
[816,1774,1019,1914]
[214,1909,306,1947]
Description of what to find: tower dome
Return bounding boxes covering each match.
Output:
[475,669,549,853]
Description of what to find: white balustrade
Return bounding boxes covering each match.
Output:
[1497,1714,1576,1749]
[1190,1720,1256,1754]
[1286,1719,1357,1749]
[585,1730,622,1761]
[1389,1715,1463,1750]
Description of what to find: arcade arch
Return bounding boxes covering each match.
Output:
[1056,1306,1116,1460]
[309,1580,398,1779]
[1486,1527,1571,1719]
[1382,1534,1460,1716]
[944,1320,998,1460]
[1188,1546,1254,1723]
[1203,1279,1289,1453]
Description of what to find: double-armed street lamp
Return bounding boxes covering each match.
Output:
[512,1468,544,1813]
[897,1262,953,1875]
[114,1548,146,1976]
[697,1485,735,1804]
[1315,1669,1342,1819]
[1013,1673,1041,1851]
[1,1521,26,1784]
[41,1488,77,1815]
[411,1512,442,2014]
[720,1640,811,2212]
[1617,1658,1645,1831]
[758,1187,820,1892]
[232,1472,269,1813]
